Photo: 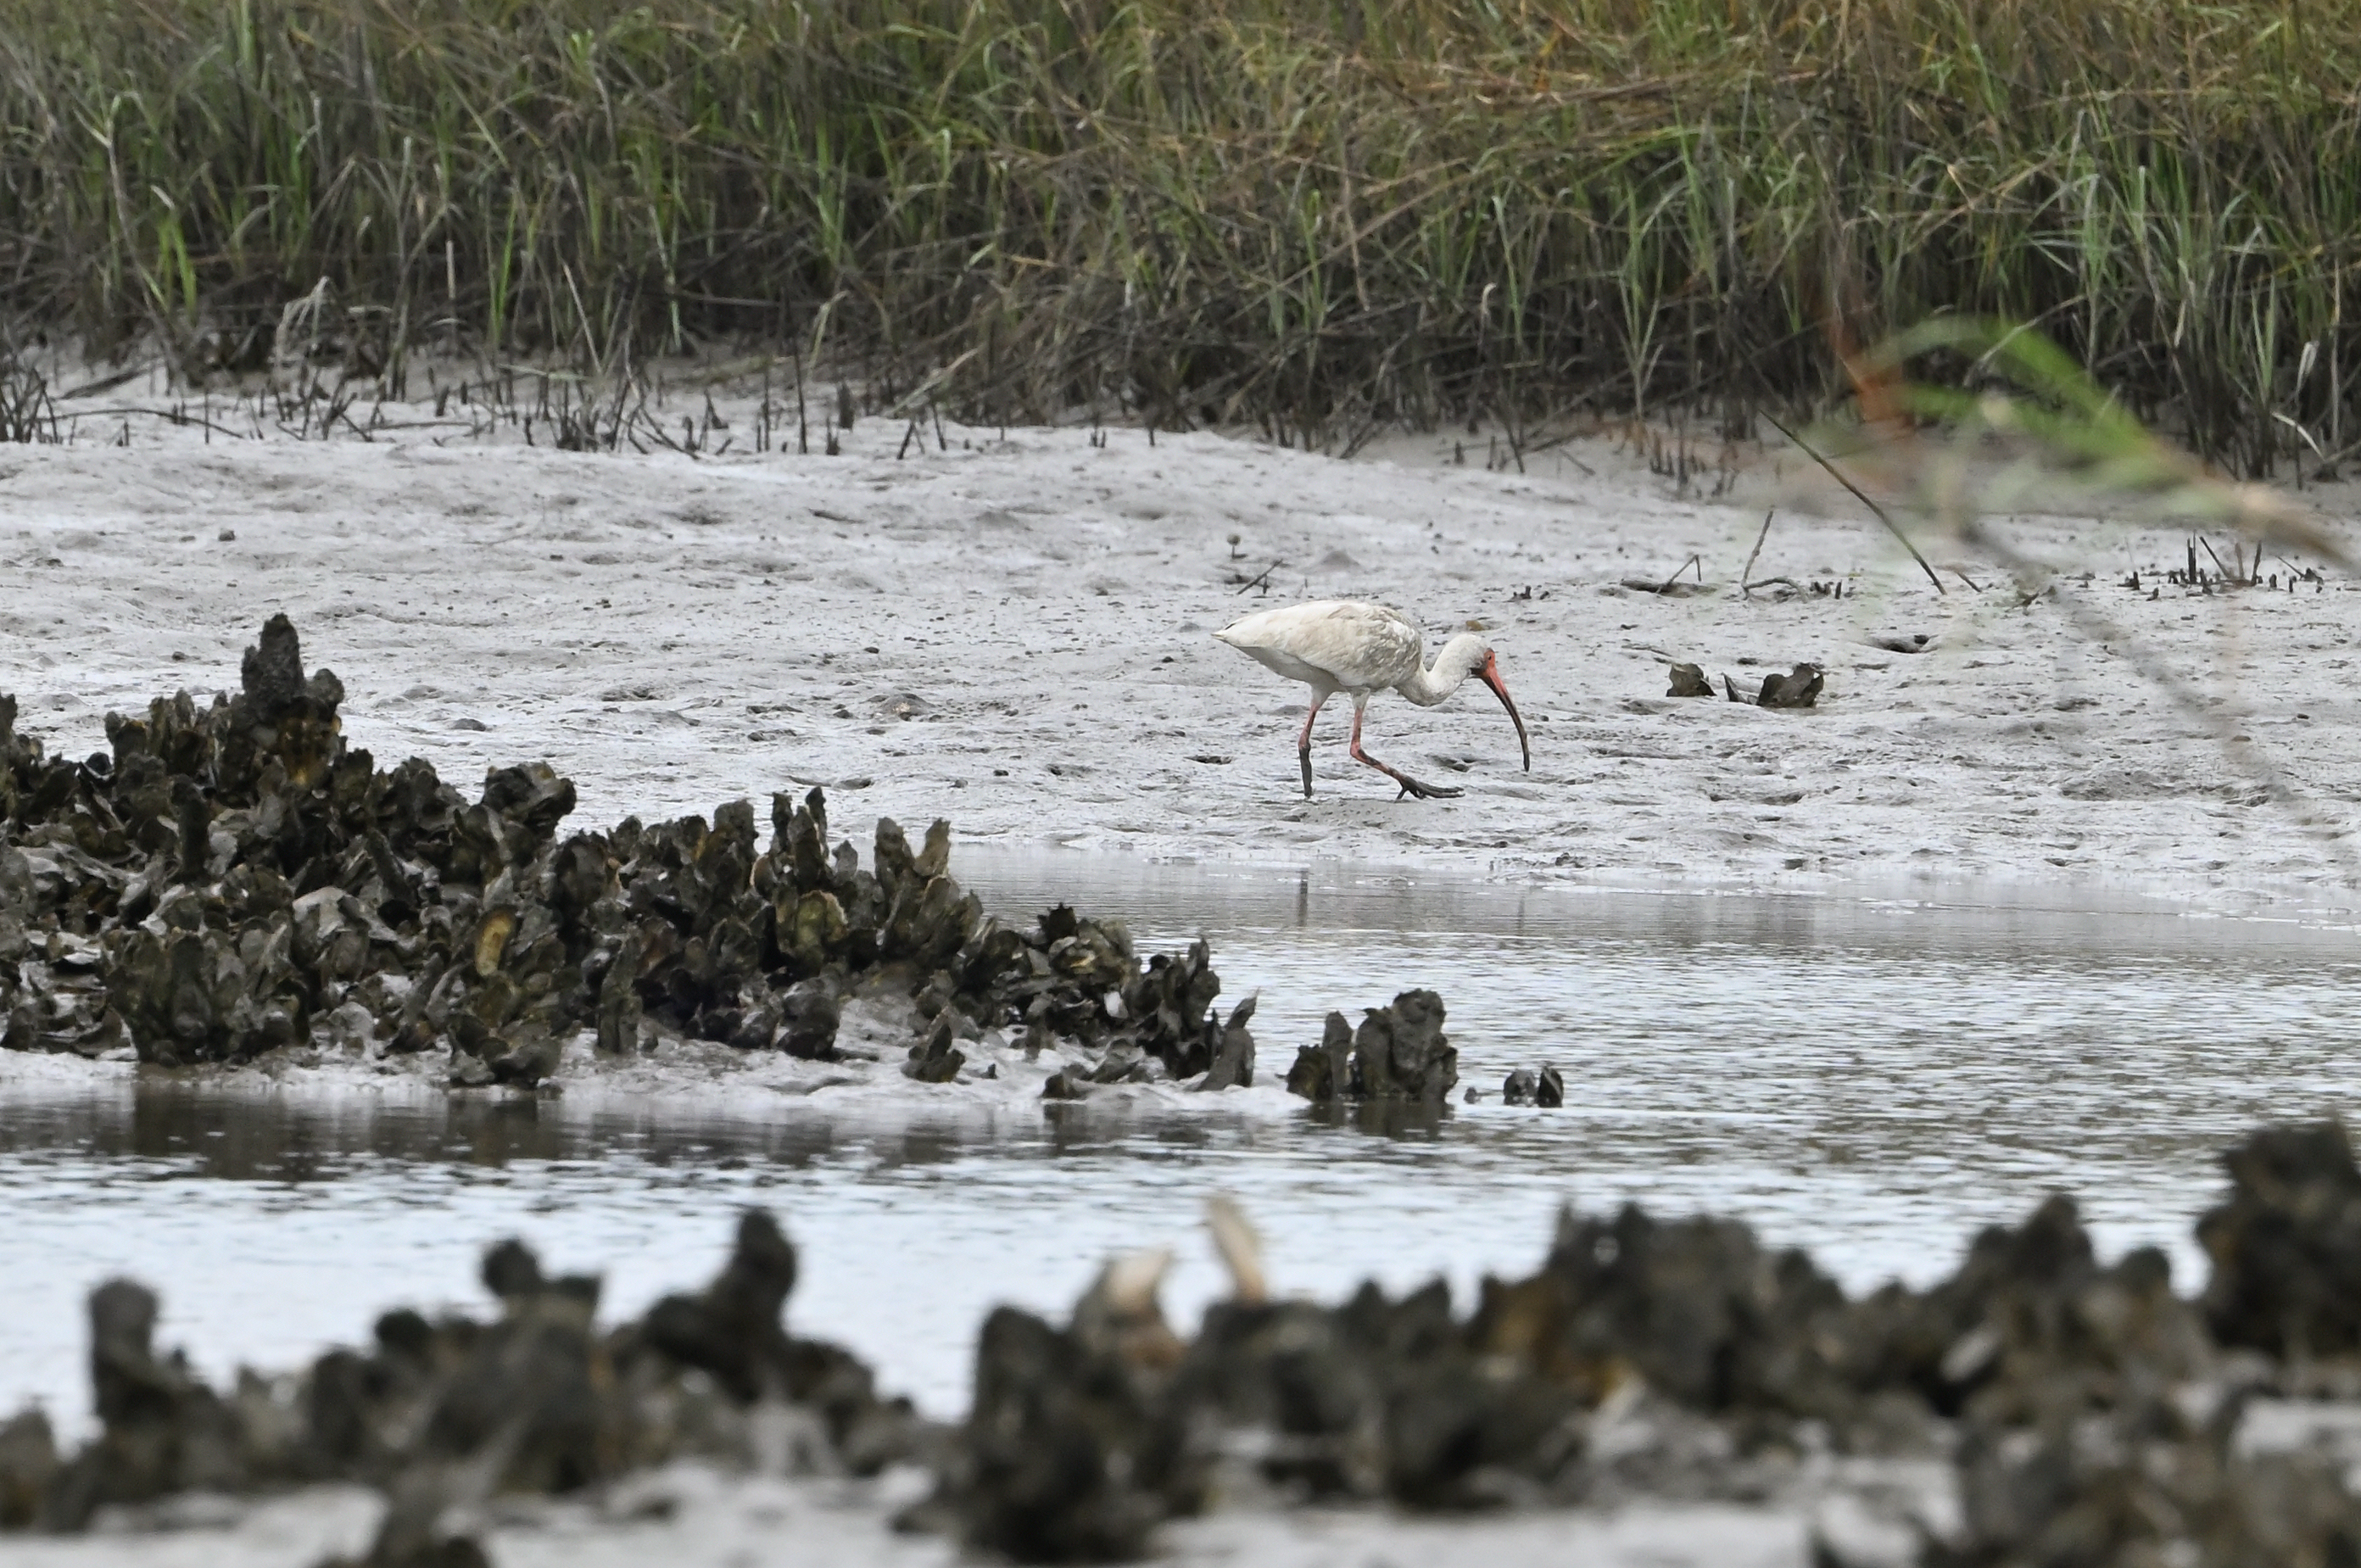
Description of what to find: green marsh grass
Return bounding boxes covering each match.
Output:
[5,0,2360,468]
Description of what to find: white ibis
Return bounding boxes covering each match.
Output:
[1214,600,1531,800]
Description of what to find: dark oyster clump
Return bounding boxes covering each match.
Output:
[1284,989,1456,1104]
[11,1123,2361,1566]
[8,1211,920,1566]
[1,618,1262,1089]
[915,1124,2361,1565]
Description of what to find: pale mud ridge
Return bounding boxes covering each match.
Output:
[0,382,2357,907]
[15,1123,2361,1567]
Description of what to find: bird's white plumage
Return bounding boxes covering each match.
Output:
[1213,598,1527,800]
[1214,600,1426,695]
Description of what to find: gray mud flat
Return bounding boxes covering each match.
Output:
[3,402,2359,901]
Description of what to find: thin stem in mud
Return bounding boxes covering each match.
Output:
[1739,509,1775,600]
[1761,412,1947,595]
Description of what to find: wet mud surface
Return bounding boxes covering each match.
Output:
[4,411,2361,899]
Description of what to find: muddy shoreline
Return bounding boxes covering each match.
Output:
[5,398,2358,903]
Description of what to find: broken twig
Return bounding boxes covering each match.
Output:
[1761,412,1946,595]
[1233,560,1284,595]
[1656,553,1704,595]
[1739,509,1776,600]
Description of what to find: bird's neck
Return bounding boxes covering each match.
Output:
[1397,656,1468,707]
[1398,632,1485,706]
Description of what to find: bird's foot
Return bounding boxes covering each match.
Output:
[1393,774,1464,801]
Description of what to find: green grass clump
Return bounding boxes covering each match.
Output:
[3,0,2358,469]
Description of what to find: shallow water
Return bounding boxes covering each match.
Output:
[6,854,2360,1430]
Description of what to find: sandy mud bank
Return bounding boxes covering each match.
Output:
[2,397,2357,908]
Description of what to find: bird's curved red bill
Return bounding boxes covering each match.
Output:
[1481,652,1532,772]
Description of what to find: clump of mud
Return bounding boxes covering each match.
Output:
[0,618,1260,1089]
[0,1211,922,1565]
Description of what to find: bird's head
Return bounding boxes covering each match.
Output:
[1437,633,1531,773]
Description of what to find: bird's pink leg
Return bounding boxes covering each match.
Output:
[1296,690,1330,798]
[1348,698,1462,801]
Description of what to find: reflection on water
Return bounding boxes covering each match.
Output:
[6,852,2361,1428]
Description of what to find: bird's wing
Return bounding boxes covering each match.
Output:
[1215,600,1426,690]
[1217,600,1345,647]
[1291,601,1425,690]
[1345,602,1429,689]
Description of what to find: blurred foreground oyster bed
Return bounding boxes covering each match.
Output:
[923,1119,2361,1566]
[0,1211,921,1563]
[0,617,1317,1091]
[8,1124,2361,1565]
